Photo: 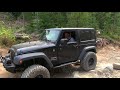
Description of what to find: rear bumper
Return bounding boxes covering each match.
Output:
[0,56,16,73]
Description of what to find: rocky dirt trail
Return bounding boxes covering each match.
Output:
[0,47,12,78]
[1,44,120,78]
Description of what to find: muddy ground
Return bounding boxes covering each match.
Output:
[0,44,120,78]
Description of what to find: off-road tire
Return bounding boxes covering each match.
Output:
[80,52,97,71]
[21,65,50,78]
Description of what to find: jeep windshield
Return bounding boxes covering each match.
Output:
[42,29,60,43]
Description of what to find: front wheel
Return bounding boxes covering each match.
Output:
[80,52,97,71]
[21,65,50,78]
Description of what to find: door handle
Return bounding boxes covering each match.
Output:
[51,57,57,60]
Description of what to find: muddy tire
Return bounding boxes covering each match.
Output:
[80,52,97,71]
[21,65,50,78]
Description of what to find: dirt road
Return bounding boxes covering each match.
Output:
[1,44,120,78]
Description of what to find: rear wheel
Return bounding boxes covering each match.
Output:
[21,65,50,78]
[80,52,97,71]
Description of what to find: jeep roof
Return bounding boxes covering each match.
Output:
[46,28,95,30]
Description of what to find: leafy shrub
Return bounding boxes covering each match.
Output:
[0,23,16,47]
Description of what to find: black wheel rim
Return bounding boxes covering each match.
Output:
[35,75,43,78]
[88,58,94,66]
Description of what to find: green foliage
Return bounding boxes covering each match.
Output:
[5,12,120,42]
[66,12,98,28]
[0,22,16,47]
[25,12,68,36]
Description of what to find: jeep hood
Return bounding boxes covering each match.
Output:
[11,41,55,54]
[12,41,49,49]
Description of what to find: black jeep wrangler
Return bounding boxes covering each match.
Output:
[0,28,97,78]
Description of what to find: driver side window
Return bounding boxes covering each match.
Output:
[60,31,77,45]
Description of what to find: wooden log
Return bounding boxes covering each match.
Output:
[113,63,120,70]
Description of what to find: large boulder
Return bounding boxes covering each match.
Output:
[96,64,113,78]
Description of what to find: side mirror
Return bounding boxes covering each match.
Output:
[60,38,68,45]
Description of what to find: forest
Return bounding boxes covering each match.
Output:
[0,12,120,46]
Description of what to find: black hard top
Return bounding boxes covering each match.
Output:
[46,28,95,31]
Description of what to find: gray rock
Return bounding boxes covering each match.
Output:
[103,65,113,73]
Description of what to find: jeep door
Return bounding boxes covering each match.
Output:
[57,30,80,64]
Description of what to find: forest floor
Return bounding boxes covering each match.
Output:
[0,44,120,78]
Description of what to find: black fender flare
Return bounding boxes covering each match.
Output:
[13,52,53,68]
[78,46,96,61]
